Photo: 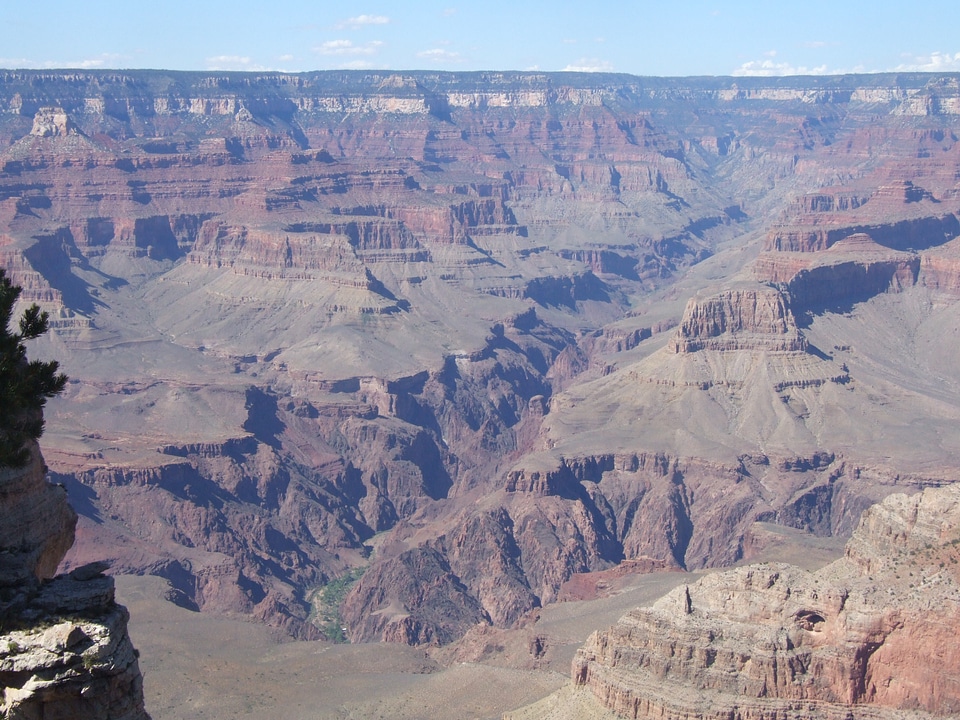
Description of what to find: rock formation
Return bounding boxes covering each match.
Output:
[0,443,149,719]
[29,107,75,138]
[0,449,75,603]
[569,483,960,719]
[672,284,806,353]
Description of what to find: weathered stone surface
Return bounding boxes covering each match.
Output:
[919,236,960,294]
[0,443,149,719]
[0,447,75,601]
[29,107,74,138]
[1,583,147,720]
[672,284,806,353]
[569,484,960,719]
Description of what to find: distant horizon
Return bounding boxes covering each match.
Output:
[2,67,959,82]
[2,1,959,78]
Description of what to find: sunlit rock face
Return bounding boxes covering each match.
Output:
[572,484,960,719]
[0,443,150,720]
[0,445,75,600]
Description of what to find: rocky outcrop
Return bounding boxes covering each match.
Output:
[570,484,960,719]
[751,169,960,316]
[919,236,960,293]
[764,180,959,254]
[672,284,806,353]
[0,447,75,607]
[765,212,959,253]
[340,546,490,645]
[0,568,147,720]
[0,445,149,719]
[754,233,921,313]
[29,107,76,138]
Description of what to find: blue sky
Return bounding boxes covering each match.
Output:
[1,1,959,77]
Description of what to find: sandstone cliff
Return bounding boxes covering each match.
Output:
[0,444,149,719]
[672,284,806,353]
[567,484,960,719]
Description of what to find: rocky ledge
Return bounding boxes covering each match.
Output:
[0,446,149,719]
[570,483,960,719]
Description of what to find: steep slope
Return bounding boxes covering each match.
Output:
[565,483,960,719]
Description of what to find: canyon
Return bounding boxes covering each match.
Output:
[512,482,960,720]
[1,69,960,715]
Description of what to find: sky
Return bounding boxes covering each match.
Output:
[1,1,960,77]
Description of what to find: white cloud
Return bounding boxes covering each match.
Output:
[339,60,377,69]
[416,48,462,63]
[803,41,828,49]
[0,57,32,68]
[205,55,270,71]
[336,14,389,30]
[278,54,294,62]
[74,58,110,69]
[562,58,614,73]
[733,59,829,76]
[442,8,457,16]
[735,49,960,76]
[318,40,351,52]
[0,53,125,70]
[894,51,960,72]
[315,40,384,56]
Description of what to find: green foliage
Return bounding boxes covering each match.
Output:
[0,268,68,468]
[309,566,366,643]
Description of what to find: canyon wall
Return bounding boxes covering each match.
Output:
[570,483,960,719]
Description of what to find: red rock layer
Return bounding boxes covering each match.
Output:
[572,484,960,719]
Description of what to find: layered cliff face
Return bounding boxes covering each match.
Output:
[0,446,75,601]
[569,483,960,719]
[2,70,960,645]
[672,284,806,353]
[0,444,149,719]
